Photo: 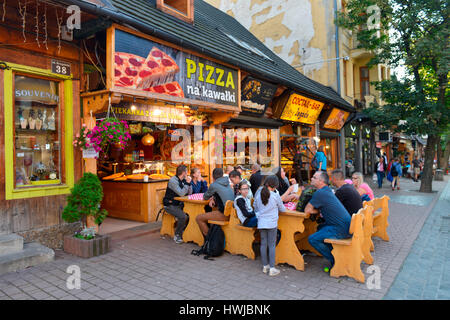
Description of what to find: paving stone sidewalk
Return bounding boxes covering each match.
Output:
[384,177,450,300]
[0,176,448,300]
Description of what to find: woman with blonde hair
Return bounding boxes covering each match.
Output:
[351,172,374,202]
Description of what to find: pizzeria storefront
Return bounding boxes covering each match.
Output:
[81,24,258,223]
[222,76,282,178]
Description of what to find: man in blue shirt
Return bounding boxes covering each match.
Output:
[305,171,352,271]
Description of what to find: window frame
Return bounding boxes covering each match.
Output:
[4,62,74,200]
[359,66,370,101]
[156,0,194,24]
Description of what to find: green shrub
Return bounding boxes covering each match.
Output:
[62,173,108,229]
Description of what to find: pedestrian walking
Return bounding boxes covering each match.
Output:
[412,156,421,182]
[253,175,286,276]
[375,157,386,188]
[390,158,402,190]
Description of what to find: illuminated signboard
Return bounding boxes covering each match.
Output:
[113,29,239,107]
[280,93,324,124]
[323,108,350,130]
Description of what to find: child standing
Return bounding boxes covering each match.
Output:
[253,175,286,276]
[234,181,257,227]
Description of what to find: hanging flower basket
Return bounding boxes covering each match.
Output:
[73,118,131,159]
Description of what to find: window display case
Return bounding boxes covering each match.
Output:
[14,75,61,188]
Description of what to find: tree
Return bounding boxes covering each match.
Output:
[337,0,449,192]
[62,172,108,230]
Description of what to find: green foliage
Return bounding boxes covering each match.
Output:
[336,0,449,136]
[62,173,108,228]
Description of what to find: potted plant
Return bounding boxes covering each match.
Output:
[73,118,131,159]
[62,172,110,258]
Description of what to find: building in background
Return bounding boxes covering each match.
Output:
[206,0,390,175]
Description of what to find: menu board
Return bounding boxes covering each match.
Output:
[280,93,324,124]
[113,29,239,108]
[323,108,350,130]
[240,77,277,116]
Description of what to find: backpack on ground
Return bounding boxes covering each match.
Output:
[191,224,225,260]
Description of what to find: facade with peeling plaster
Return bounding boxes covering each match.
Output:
[206,0,390,176]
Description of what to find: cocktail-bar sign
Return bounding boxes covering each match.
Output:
[280,93,324,124]
[113,29,239,107]
[240,77,277,116]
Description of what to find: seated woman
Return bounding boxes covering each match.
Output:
[351,172,374,202]
[234,181,257,227]
[274,167,300,203]
[189,167,208,194]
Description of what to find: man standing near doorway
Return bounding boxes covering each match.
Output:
[163,165,192,244]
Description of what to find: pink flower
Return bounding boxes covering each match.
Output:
[82,124,86,127]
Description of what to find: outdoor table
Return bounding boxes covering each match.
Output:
[276,210,310,271]
[174,196,209,246]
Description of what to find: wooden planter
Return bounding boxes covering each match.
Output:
[63,234,111,258]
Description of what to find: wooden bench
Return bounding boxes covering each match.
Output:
[160,213,176,238]
[324,209,366,283]
[361,205,375,265]
[208,201,256,260]
[363,195,390,242]
[159,198,176,238]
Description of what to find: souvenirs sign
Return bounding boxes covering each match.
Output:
[240,77,277,116]
[323,108,350,130]
[113,29,239,107]
[280,93,324,124]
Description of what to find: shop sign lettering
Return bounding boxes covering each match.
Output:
[280,93,324,124]
[113,29,238,107]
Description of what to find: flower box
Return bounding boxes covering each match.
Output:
[63,234,111,258]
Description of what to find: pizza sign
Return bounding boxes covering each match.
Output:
[113,29,239,107]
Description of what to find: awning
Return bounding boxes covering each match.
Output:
[224,115,284,129]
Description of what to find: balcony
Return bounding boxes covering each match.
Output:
[350,34,374,60]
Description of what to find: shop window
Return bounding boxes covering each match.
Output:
[360,67,370,101]
[156,0,194,23]
[4,63,74,200]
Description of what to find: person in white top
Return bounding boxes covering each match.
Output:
[253,175,286,276]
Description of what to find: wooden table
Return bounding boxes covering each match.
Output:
[174,196,209,246]
[276,210,310,271]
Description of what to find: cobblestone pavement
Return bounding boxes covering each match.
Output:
[0,176,448,300]
[384,177,450,300]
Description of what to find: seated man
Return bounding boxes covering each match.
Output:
[305,171,352,271]
[196,168,235,237]
[163,164,192,244]
[249,163,263,196]
[330,169,363,216]
[229,170,253,199]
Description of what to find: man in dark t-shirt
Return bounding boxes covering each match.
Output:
[305,171,352,270]
[330,169,363,215]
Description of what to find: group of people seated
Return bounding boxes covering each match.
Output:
[162,163,375,276]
